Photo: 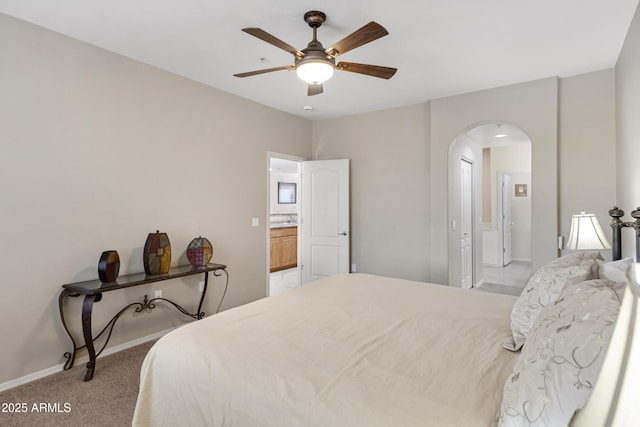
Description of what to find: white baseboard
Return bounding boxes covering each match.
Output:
[0,328,174,393]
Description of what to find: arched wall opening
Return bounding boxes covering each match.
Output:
[447,121,532,288]
[429,77,558,286]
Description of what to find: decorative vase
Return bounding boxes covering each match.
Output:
[98,250,120,283]
[143,231,171,275]
[186,236,213,267]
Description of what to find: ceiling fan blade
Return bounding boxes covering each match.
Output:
[234,65,294,78]
[336,62,397,79]
[325,22,389,57]
[308,83,323,96]
[242,28,304,58]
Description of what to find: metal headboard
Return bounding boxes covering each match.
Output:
[608,206,640,261]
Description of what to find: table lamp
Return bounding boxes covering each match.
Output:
[567,211,612,251]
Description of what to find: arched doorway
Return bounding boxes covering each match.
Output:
[447,121,532,291]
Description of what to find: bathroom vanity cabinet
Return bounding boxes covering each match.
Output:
[270,226,297,272]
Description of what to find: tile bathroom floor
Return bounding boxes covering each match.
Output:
[269,267,300,296]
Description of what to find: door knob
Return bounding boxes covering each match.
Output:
[339,231,350,236]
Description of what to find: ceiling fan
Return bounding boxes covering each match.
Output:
[234,10,397,96]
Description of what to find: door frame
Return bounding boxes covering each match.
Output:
[460,157,475,288]
[447,134,483,288]
[498,172,512,266]
[266,152,306,296]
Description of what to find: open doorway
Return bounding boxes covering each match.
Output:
[267,154,351,296]
[268,154,302,296]
[448,122,532,293]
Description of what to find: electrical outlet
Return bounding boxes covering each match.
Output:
[351,263,357,273]
[198,281,205,293]
[155,290,162,299]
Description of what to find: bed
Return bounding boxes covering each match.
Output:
[133,273,518,426]
[133,208,636,427]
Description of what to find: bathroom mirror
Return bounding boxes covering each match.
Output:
[278,182,296,204]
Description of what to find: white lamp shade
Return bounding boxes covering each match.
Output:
[567,212,612,250]
[570,263,640,426]
[296,61,334,84]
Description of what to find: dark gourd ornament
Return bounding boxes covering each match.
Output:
[98,250,120,283]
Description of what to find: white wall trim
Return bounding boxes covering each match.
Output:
[510,257,532,263]
[0,328,174,393]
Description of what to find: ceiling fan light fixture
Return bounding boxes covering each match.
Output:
[235,11,396,95]
[296,60,335,84]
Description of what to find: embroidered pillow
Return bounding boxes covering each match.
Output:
[498,279,620,427]
[504,251,602,351]
[598,257,633,299]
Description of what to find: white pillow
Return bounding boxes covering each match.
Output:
[504,251,602,351]
[499,279,621,427]
[598,257,633,299]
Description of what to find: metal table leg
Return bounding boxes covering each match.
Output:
[58,289,80,370]
[81,294,99,381]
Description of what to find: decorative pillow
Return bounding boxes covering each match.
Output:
[499,279,620,427]
[504,251,602,351]
[598,257,633,299]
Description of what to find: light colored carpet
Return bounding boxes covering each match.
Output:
[0,340,155,427]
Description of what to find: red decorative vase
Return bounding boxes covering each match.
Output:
[187,236,213,267]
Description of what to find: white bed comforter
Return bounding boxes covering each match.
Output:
[133,273,518,427]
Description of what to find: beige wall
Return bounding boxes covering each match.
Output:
[559,69,616,258]
[616,4,640,258]
[0,14,311,385]
[312,103,431,282]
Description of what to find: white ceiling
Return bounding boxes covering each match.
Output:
[271,157,299,175]
[1,0,637,119]
[466,123,531,147]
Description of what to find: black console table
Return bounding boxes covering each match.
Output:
[58,263,228,381]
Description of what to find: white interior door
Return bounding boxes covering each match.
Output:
[460,158,473,289]
[502,173,513,266]
[301,159,350,284]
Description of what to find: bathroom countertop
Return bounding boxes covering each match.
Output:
[270,223,298,229]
